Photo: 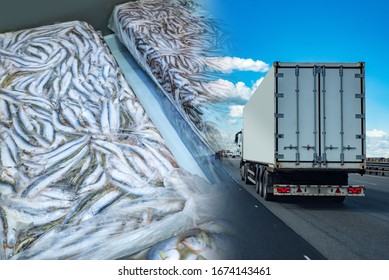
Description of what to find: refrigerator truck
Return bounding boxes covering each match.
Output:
[238,62,366,202]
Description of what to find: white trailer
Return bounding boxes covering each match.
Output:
[239,62,366,202]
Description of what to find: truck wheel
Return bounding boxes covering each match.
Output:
[244,164,252,185]
[244,164,255,185]
[255,179,260,195]
[259,174,264,197]
[240,162,245,181]
[256,168,264,197]
[256,179,264,197]
[263,171,274,201]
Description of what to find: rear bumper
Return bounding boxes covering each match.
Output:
[273,185,365,196]
[271,167,365,175]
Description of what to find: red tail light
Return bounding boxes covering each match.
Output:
[348,186,362,194]
[277,186,291,193]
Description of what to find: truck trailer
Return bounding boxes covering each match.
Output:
[239,62,366,202]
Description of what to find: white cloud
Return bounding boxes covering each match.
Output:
[367,139,389,158]
[204,77,263,100]
[205,57,270,73]
[367,129,387,138]
[229,105,244,118]
[252,77,264,90]
[235,81,252,100]
[228,119,238,124]
[366,129,389,158]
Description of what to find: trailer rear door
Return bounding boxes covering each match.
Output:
[275,63,365,167]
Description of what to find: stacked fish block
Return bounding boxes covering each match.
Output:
[109,0,226,150]
[0,21,231,259]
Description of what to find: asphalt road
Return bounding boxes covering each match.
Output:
[213,166,325,260]
[222,158,389,259]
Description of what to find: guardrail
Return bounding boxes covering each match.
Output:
[366,162,389,176]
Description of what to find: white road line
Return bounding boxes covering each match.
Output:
[350,179,377,186]
[303,255,311,260]
[362,174,389,180]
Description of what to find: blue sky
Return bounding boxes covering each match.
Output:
[200,0,389,156]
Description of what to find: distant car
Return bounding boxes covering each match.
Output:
[226,152,233,157]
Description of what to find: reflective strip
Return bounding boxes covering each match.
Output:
[273,184,365,196]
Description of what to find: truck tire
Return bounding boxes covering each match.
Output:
[256,166,264,197]
[256,178,264,197]
[240,161,245,181]
[263,171,274,201]
[244,164,253,185]
[259,174,264,197]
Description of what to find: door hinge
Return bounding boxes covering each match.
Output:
[275,93,284,98]
[355,114,365,119]
[355,93,365,98]
[275,154,284,159]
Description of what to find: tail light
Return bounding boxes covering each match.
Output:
[276,186,291,193]
[348,186,363,194]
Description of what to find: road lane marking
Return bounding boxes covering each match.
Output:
[362,174,389,180]
[350,179,377,185]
